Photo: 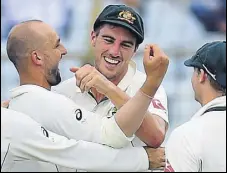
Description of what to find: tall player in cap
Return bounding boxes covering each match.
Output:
[165,41,226,172]
[54,4,169,151]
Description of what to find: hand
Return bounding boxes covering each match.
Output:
[1,100,10,108]
[143,146,166,170]
[141,44,169,96]
[70,65,114,94]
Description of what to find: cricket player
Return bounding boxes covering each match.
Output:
[1,107,165,172]
[53,4,169,149]
[165,41,226,172]
[7,20,169,150]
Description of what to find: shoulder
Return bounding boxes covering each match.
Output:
[2,108,41,133]
[167,119,203,148]
[131,69,167,96]
[52,77,81,96]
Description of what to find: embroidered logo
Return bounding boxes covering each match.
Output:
[118,10,136,24]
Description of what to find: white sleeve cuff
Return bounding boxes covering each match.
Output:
[101,116,135,148]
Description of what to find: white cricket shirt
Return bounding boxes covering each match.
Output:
[1,107,149,172]
[53,60,169,147]
[165,96,226,172]
[9,84,133,148]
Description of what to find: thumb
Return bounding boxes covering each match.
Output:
[70,67,79,73]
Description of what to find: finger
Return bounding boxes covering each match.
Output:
[84,79,95,92]
[161,161,166,167]
[75,68,92,88]
[157,162,166,169]
[150,44,165,58]
[161,158,166,162]
[70,67,80,73]
[80,74,93,93]
[143,44,153,63]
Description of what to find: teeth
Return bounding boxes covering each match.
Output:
[104,57,119,64]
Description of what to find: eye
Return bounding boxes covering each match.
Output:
[122,43,132,48]
[104,38,114,44]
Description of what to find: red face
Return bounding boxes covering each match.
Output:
[91,24,137,83]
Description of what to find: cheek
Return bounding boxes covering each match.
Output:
[94,42,109,60]
[122,50,134,62]
[191,74,198,91]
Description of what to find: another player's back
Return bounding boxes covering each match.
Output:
[199,111,226,172]
[1,108,60,172]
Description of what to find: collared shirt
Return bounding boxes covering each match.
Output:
[8,84,133,149]
[53,60,169,146]
[165,96,226,172]
[1,107,149,172]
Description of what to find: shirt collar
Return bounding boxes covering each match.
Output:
[117,60,137,91]
[10,84,49,99]
[192,96,226,119]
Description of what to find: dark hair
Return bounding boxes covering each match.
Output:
[195,68,226,95]
[94,23,140,51]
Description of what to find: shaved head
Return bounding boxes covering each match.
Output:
[6,20,52,69]
[6,20,67,88]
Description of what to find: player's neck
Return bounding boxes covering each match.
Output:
[20,73,51,90]
[200,92,224,106]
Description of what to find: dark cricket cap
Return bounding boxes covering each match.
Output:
[184,41,226,88]
[93,5,144,44]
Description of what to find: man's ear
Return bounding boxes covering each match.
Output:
[91,31,97,47]
[31,51,43,66]
[199,69,207,83]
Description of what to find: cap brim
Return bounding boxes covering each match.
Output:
[184,56,203,69]
[184,59,194,67]
[98,19,143,44]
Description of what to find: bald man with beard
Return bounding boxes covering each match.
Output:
[7,20,65,88]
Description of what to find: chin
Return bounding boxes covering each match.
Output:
[101,70,116,80]
[49,74,62,86]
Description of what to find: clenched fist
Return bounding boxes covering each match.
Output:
[70,64,114,95]
[141,44,169,97]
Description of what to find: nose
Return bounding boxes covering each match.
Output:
[61,46,67,56]
[109,43,120,58]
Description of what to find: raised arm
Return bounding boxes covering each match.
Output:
[71,44,169,147]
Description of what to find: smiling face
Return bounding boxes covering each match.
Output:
[91,24,137,83]
[39,24,67,86]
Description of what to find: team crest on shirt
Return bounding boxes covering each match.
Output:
[107,106,118,118]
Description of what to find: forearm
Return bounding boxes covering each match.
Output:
[105,79,160,138]
[135,113,166,148]
[114,90,152,137]
[105,84,130,109]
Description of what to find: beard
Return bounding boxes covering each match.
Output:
[47,68,61,86]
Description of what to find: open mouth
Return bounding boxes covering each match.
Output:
[104,57,120,65]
